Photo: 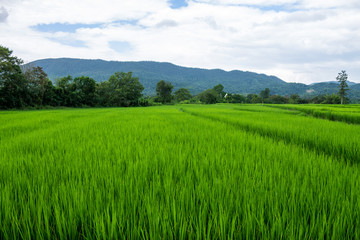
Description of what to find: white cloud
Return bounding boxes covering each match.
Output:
[192,0,297,5]
[1,0,360,84]
[0,6,9,22]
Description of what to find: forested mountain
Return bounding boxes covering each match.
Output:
[28,58,360,100]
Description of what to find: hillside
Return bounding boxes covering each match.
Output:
[28,58,360,100]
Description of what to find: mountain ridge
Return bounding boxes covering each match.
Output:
[27,58,360,101]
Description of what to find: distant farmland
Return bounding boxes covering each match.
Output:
[1,104,360,239]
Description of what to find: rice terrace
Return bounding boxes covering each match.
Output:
[1,104,360,239]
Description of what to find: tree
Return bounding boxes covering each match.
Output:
[310,95,326,104]
[23,66,54,106]
[156,80,173,103]
[230,93,246,103]
[337,70,349,104]
[73,76,96,106]
[103,72,144,107]
[288,94,301,104]
[174,88,192,102]
[0,45,30,109]
[246,94,262,103]
[54,75,75,106]
[323,93,341,104]
[212,84,225,98]
[260,88,270,104]
[224,93,245,103]
[96,81,111,106]
[198,89,218,104]
[269,95,288,104]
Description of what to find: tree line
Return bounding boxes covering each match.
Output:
[0,45,148,109]
[156,83,350,105]
[0,45,351,109]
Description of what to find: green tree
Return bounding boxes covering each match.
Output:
[269,95,288,104]
[55,75,75,106]
[260,88,270,104]
[199,89,218,104]
[24,66,54,106]
[73,76,96,106]
[311,95,326,104]
[212,84,225,98]
[246,94,262,103]
[289,94,301,104]
[323,93,341,104]
[156,80,173,104]
[337,70,349,104]
[96,81,111,106]
[103,72,144,107]
[230,93,246,103]
[0,45,30,108]
[174,88,192,102]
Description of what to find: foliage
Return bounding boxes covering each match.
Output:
[54,75,77,106]
[212,84,225,98]
[310,94,348,104]
[174,88,192,102]
[27,58,295,96]
[0,45,30,109]
[323,93,341,104]
[73,76,97,106]
[288,94,301,104]
[24,66,55,106]
[156,80,173,103]
[269,94,288,104]
[1,46,359,108]
[224,93,246,103]
[246,93,262,103]
[198,89,219,104]
[97,72,144,107]
[260,88,270,100]
[337,70,349,104]
[29,58,360,101]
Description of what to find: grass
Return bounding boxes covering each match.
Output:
[181,104,360,163]
[1,104,360,239]
[267,104,360,124]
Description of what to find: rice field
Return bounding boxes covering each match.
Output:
[268,104,360,124]
[1,104,360,239]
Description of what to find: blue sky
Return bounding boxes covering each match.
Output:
[169,0,188,9]
[33,23,103,33]
[1,0,360,84]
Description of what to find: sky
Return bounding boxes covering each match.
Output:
[1,0,360,84]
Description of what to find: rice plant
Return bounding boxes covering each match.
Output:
[267,104,360,124]
[1,105,360,239]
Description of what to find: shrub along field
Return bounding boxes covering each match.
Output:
[1,104,360,239]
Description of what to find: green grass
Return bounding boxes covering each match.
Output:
[1,104,360,239]
[267,104,360,124]
[181,104,360,163]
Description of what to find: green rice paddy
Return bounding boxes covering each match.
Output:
[1,104,360,239]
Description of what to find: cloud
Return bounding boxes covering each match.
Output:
[155,20,178,28]
[0,6,9,23]
[200,16,218,29]
[1,0,360,84]
[282,11,328,22]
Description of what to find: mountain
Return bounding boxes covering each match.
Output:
[306,82,360,101]
[310,81,357,86]
[27,58,360,100]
